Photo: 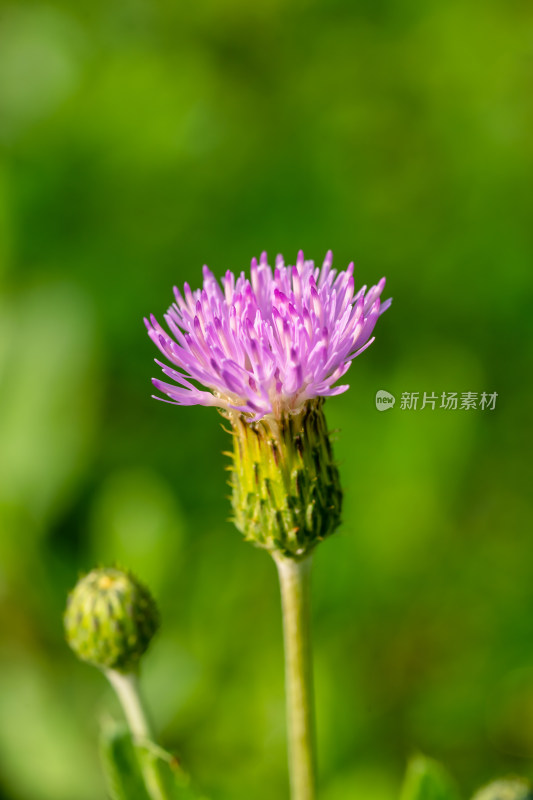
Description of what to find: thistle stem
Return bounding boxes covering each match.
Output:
[106,669,169,800]
[274,553,317,800]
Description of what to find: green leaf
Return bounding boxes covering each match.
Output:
[99,720,151,800]
[399,755,461,800]
[100,719,208,800]
[138,738,208,800]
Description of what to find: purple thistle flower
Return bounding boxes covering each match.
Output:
[145,250,391,422]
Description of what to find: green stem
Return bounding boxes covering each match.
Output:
[274,553,317,800]
[106,669,169,800]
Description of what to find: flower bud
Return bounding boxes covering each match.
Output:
[228,399,342,558]
[472,779,533,800]
[64,567,159,673]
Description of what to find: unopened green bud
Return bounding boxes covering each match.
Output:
[64,567,159,673]
[472,779,533,800]
[228,399,342,558]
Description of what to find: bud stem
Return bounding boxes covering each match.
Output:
[106,670,169,800]
[274,553,317,800]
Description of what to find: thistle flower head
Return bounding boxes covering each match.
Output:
[145,251,391,421]
[64,567,159,673]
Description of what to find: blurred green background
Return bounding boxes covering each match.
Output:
[0,1,532,798]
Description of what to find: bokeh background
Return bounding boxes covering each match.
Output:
[1,1,532,798]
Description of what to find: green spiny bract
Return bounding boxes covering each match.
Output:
[64,567,159,673]
[472,780,533,800]
[228,399,342,558]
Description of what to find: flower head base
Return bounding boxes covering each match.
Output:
[472,780,533,800]
[146,251,391,422]
[229,399,342,557]
[64,567,159,673]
